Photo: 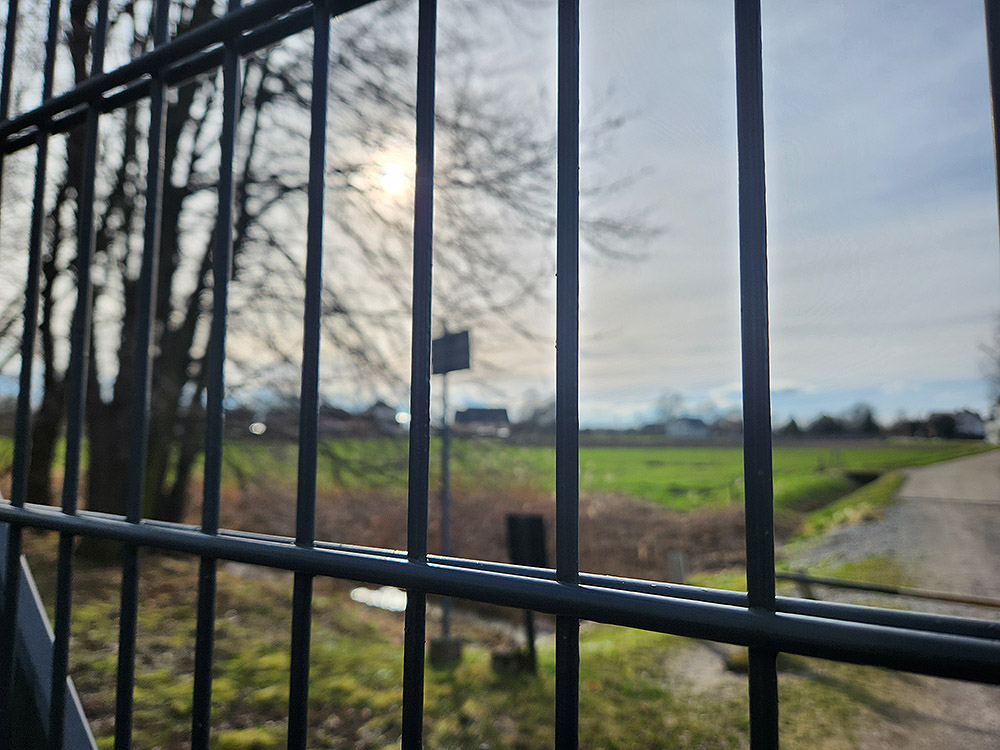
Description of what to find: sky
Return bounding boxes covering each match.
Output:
[438,0,1000,428]
[3,0,996,431]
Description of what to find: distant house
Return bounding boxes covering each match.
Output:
[954,409,986,440]
[518,400,556,434]
[317,405,354,436]
[925,410,986,440]
[986,407,1000,445]
[454,407,510,437]
[887,418,928,438]
[367,400,406,435]
[664,417,712,440]
[714,414,743,438]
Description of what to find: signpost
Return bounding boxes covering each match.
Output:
[506,514,547,673]
[428,329,470,665]
[432,330,469,376]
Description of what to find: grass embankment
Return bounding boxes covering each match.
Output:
[202,439,990,581]
[691,471,910,592]
[794,472,906,542]
[214,439,987,561]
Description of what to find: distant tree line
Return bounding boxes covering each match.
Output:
[776,405,986,441]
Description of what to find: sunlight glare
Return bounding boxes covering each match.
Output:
[380,163,407,194]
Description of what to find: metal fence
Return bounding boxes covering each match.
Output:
[0,0,999,748]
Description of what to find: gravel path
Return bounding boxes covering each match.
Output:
[887,451,1000,749]
[792,450,1000,748]
[894,451,1000,606]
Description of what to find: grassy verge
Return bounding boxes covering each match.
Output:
[795,472,905,542]
[822,555,911,587]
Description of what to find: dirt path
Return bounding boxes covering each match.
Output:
[828,450,1000,748]
[894,450,1000,606]
[878,451,1000,749]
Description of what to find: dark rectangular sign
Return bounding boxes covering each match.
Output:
[506,514,547,568]
[432,330,470,375]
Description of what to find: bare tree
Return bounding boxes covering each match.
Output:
[982,318,1000,409]
[1,0,652,523]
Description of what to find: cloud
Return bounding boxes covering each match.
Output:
[431,1,999,428]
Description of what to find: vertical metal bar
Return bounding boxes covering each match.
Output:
[0,0,19,122]
[286,1,329,746]
[113,0,171,746]
[287,574,314,746]
[984,0,1000,241]
[7,0,62,518]
[50,0,111,746]
[402,0,436,746]
[555,1,580,747]
[191,1,241,746]
[734,0,778,747]
[401,589,427,749]
[0,0,58,741]
[406,0,437,577]
[0,0,21,233]
[0,496,21,739]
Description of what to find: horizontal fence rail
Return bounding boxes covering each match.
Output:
[6,502,1000,642]
[2,0,1000,748]
[1,502,999,686]
[776,570,1000,609]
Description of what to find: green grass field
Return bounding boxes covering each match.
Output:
[218,436,991,512]
[3,434,981,516]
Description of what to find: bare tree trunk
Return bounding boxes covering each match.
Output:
[83,94,140,518]
[26,165,76,506]
[155,373,206,522]
[27,228,66,506]
[24,0,92,508]
[84,380,131,515]
[26,383,63,506]
[146,237,212,521]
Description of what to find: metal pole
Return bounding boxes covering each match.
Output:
[0,0,56,739]
[735,0,779,746]
[192,1,242,745]
[440,371,452,638]
[286,1,331,746]
[0,0,20,237]
[523,609,538,673]
[555,1,581,745]
[401,1,436,742]
[985,0,1000,246]
[50,0,111,744]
